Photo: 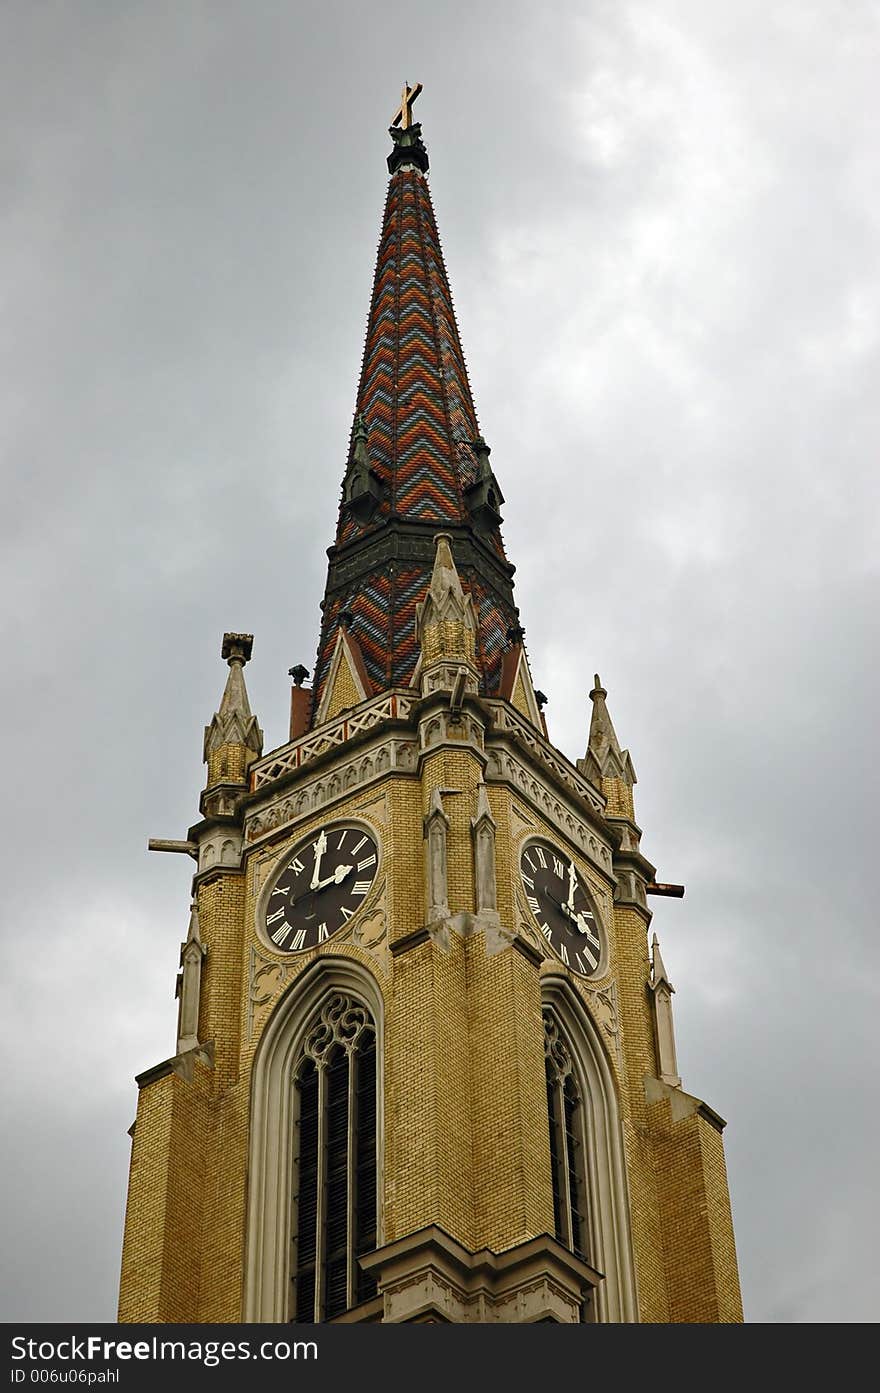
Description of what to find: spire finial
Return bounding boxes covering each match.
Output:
[387,83,429,174]
[391,82,423,130]
[222,632,253,667]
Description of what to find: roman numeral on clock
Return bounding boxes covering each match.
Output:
[535,847,547,868]
[351,835,368,855]
[318,923,329,943]
[552,856,564,878]
[352,881,371,896]
[527,895,540,915]
[580,942,599,970]
[267,907,286,926]
[288,857,304,875]
[357,855,376,870]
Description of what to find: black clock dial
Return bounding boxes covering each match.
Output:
[264,823,379,953]
[519,838,603,977]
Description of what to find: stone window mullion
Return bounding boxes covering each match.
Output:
[345,1043,358,1311]
[551,1075,574,1251]
[314,1059,329,1323]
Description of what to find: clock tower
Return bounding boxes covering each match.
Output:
[118,90,743,1324]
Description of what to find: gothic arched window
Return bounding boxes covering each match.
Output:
[244,960,383,1323]
[544,1007,589,1264]
[291,994,378,1322]
[541,981,638,1323]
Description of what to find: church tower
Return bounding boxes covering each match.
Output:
[119,88,742,1325]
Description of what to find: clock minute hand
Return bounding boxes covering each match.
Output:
[310,829,328,890]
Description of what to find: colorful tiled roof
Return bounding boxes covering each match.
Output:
[312,123,519,715]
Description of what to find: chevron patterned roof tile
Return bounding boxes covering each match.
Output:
[313,158,518,714]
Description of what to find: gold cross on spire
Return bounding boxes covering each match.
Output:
[391,81,423,130]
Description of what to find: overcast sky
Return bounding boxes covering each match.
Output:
[1,0,877,1324]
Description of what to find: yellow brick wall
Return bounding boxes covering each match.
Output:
[118,1077,173,1320]
[649,1098,741,1323]
[118,1062,213,1322]
[207,742,251,788]
[697,1115,744,1322]
[613,903,669,1322]
[601,776,634,820]
[420,618,475,665]
[198,873,246,1090]
[121,723,741,1322]
[511,667,532,722]
[468,931,554,1250]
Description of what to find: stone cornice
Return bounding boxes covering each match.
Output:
[358,1223,602,1323]
[485,700,609,827]
[135,1041,214,1091]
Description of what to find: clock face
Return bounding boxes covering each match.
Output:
[519,838,604,977]
[263,823,379,953]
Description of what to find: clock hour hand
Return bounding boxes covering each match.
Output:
[310,829,328,890]
[575,910,600,946]
[313,863,353,893]
[543,887,599,941]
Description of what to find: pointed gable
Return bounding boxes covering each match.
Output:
[498,641,544,731]
[314,625,373,725]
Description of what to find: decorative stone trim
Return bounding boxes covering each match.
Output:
[423,788,450,923]
[486,701,606,816]
[358,1224,601,1324]
[176,903,207,1054]
[486,749,613,878]
[471,782,497,914]
[418,706,485,756]
[245,739,417,846]
[299,992,373,1066]
[196,825,243,873]
[251,692,414,790]
[247,946,293,1042]
[580,980,623,1072]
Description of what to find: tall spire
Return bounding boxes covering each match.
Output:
[312,89,518,719]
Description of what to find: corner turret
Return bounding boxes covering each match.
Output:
[202,633,263,815]
[579,675,636,817]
